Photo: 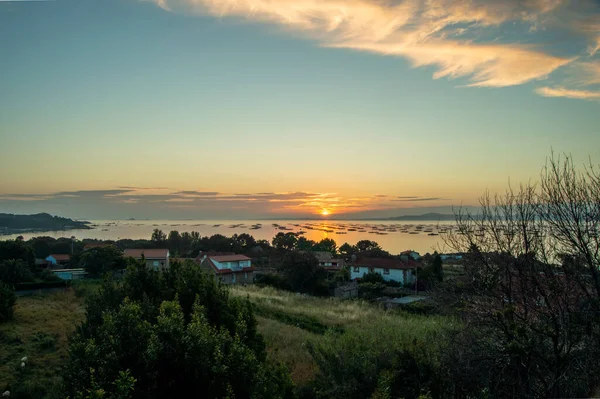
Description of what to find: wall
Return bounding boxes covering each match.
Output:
[350,266,414,284]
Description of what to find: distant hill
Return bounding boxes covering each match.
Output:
[0,213,91,235]
[386,213,456,221]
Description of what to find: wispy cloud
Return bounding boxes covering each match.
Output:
[0,188,450,217]
[140,0,599,96]
[535,86,600,100]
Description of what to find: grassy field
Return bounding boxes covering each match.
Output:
[0,289,86,397]
[231,285,455,385]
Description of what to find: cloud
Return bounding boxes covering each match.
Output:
[139,0,598,91]
[54,189,134,197]
[535,86,600,100]
[175,191,220,196]
[392,197,446,202]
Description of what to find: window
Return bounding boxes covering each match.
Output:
[332,262,337,266]
[384,268,390,275]
[369,267,374,273]
[353,266,359,272]
[244,272,248,280]
[152,260,159,266]
[232,273,236,284]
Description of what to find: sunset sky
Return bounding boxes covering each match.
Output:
[1,0,599,219]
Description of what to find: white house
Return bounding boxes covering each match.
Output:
[350,257,420,285]
[199,254,255,285]
[123,248,170,270]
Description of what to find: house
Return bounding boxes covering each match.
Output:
[400,250,421,260]
[46,254,70,267]
[123,248,170,270]
[199,254,255,285]
[52,268,87,280]
[350,257,420,285]
[311,251,346,272]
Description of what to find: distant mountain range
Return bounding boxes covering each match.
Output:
[0,213,91,235]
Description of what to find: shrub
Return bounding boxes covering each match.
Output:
[0,283,16,322]
[0,259,34,284]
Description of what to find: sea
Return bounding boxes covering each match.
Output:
[1,219,457,255]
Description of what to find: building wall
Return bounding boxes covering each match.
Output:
[145,258,168,270]
[350,266,415,284]
[217,271,254,285]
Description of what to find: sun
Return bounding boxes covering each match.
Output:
[320,209,331,216]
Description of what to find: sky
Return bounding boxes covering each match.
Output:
[0,0,599,219]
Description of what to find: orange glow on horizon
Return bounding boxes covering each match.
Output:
[320,209,331,216]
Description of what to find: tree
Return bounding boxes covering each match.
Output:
[63,260,293,398]
[0,283,16,322]
[0,239,35,269]
[167,230,181,255]
[314,238,337,254]
[150,229,166,246]
[355,240,380,253]
[232,233,257,252]
[441,154,600,398]
[296,237,316,251]
[271,232,298,251]
[339,243,356,258]
[0,259,34,284]
[278,251,327,295]
[79,246,127,278]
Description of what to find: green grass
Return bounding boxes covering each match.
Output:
[231,285,457,385]
[0,289,88,397]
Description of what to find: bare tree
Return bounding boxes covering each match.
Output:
[441,154,600,398]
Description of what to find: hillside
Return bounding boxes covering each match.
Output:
[0,213,91,235]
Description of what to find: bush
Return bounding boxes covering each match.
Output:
[63,260,294,398]
[361,271,385,284]
[0,259,34,284]
[0,283,16,322]
[255,273,291,290]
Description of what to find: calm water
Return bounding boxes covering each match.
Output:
[2,220,456,255]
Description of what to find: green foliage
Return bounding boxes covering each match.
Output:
[254,305,343,335]
[313,238,337,254]
[358,282,387,299]
[278,251,327,295]
[63,260,293,398]
[150,229,166,246]
[0,283,16,322]
[272,232,298,251]
[361,271,385,284]
[255,273,292,291]
[0,240,35,269]
[0,259,34,284]
[78,246,127,277]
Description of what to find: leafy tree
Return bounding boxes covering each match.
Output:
[150,229,166,246]
[430,255,443,283]
[361,271,385,284]
[272,232,298,251]
[278,251,327,295]
[0,239,35,269]
[296,237,316,251]
[314,238,337,254]
[232,233,257,251]
[339,243,356,258]
[64,260,293,398]
[0,259,34,284]
[79,246,127,278]
[355,240,381,253]
[0,282,16,322]
[167,230,181,255]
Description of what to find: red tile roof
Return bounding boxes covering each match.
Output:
[48,254,70,262]
[354,257,419,270]
[209,255,251,262]
[124,249,169,259]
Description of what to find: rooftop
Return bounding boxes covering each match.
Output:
[123,248,169,259]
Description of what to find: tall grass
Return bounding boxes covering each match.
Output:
[0,289,85,397]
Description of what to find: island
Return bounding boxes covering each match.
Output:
[0,213,92,235]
